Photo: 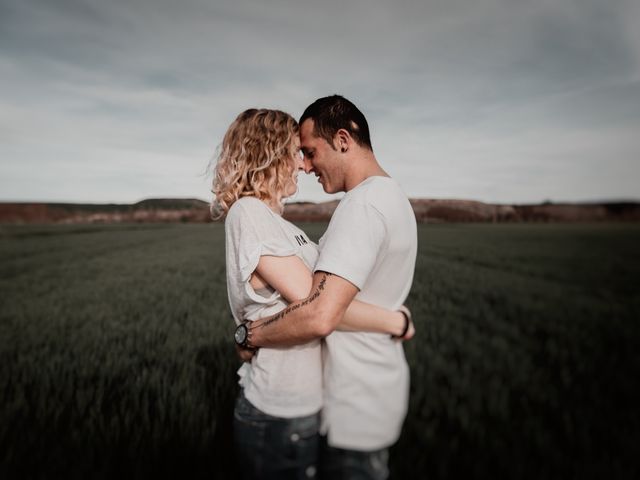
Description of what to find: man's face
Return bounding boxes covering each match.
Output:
[299,119,344,194]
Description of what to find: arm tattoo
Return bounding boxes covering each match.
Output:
[256,272,332,329]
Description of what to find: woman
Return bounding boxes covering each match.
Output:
[212,109,411,479]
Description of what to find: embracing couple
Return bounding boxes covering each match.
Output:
[211,95,418,480]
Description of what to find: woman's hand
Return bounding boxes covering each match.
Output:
[395,305,415,341]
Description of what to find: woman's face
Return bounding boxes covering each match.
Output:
[284,134,304,198]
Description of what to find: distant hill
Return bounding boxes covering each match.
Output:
[0,198,211,224]
[284,199,640,223]
[0,198,638,224]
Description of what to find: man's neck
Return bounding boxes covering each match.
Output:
[344,152,388,192]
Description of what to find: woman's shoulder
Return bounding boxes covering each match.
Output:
[231,195,269,210]
[227,196,271,219]
[226,197,279,234]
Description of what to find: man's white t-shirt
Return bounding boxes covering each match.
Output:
[314,176,418,450]
[225,196,322,418]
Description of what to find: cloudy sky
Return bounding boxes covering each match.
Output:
[1,0,639,204]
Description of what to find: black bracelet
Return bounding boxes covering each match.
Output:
[391,308,411,339]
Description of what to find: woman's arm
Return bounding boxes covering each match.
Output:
[252,255,413,338]
[336,301,413,338]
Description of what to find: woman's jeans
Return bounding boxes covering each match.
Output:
[233,389,320,479]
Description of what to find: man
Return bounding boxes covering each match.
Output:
[234,95,418,479]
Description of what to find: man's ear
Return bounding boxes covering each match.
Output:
[336,128,350,153]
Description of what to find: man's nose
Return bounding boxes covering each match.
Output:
[302,157,313,174]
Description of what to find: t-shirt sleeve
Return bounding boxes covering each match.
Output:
[226,200,298,282]
[314,199,387,290]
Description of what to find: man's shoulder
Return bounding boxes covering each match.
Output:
[343,177,410,213]
[348,176,404,199]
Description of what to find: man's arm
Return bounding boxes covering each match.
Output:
[247,271,358,348]
[252,255,412,342]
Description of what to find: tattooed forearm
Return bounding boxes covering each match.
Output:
[256,273,332,329]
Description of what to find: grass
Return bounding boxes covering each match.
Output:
[1,222,638,479]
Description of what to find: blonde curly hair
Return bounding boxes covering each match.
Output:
[212,109,299,218]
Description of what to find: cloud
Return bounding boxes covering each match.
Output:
[0,0,639,203]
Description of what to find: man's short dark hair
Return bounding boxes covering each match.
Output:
[299,95,373,151]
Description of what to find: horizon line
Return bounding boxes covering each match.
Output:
[1,196,639,206]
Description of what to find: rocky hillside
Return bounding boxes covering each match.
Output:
[407,199,640,223]
[1,198,638,224]
[0,199,211,224]
[284,199,640,223]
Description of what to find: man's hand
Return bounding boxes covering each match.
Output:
[235,344,256,363]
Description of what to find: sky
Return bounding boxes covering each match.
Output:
[1,0,639,205]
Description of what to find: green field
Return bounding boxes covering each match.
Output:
[1,223,639,479]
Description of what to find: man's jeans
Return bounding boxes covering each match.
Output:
[233,389,320,479]
[318,435,389,480]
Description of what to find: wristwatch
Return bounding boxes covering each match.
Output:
[234,323,252,348]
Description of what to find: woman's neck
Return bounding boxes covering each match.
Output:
[266,198,284,215]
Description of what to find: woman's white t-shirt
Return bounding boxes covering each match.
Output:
[224,196,322,418]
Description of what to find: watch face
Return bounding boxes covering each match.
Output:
[235,324,247,345]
